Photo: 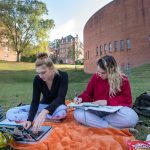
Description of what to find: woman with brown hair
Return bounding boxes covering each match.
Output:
[6,53,68,133]
[73,55,138,128]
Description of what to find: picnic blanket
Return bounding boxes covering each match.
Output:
[10,106,135,150]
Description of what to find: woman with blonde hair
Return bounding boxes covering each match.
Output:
[6,53,68,133]
[74,55,138,128]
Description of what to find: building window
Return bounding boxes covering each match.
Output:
[104,44,107,54]
[109,43,112,52]
[126,39,131,49]
[66,49,68,56]
[96,47,98,56]
[71,39,73,43]
[66,59,68,63]
[100,45,102,56]
[148,35,150,44]
[85,52,87,60]
[120,40,124,50]
[114,41,117,51]
[88,51,89,59]
[66,37,68,43]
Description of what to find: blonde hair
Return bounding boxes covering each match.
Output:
[97,55,124,97]
[35,52,58,74]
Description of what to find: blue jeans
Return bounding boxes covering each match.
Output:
[6,104,67,122]
[74,106,139,128]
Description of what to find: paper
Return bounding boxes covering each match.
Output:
[67,102,123,113]
[68,102,99,107]
[0,119,22,126]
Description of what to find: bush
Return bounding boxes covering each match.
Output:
[21,55,36,62]
[59,60,63,64]
[75,60,83,65]
[51,57,57,64]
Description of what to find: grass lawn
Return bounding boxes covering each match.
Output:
[0,61,149,141]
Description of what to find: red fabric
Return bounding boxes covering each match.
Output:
[10,109,135,150]
[78,74,132,107]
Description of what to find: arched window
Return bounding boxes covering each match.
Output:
[109,43,112,52]
[100,45,102,56]
[148,35,150,45]
[96,47,98,56]
[88,51,89,59]
[104,44,107,54]
[114,41,117,51]
[126,39,131,49]
[120,40,124,50]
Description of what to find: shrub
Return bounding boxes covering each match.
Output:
[21,55,36,62]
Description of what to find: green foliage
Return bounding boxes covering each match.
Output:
[68,47,83,65]
[49,39,61,49]
[32,41,49,54]
[68,47,75,61]
[0,0,54,62]
[21,55,36,62]
[75,60,84,65]
[21,40,49,62]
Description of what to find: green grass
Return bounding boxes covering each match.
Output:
[0,62,91,111]
[0,61,149,141]
[128,64,150,140]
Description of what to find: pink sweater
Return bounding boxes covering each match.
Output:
[78,74,132,107]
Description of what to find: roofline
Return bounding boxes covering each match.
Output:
[84,0,115,30]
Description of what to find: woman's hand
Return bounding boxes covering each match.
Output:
[73,97,82,104]
[22,121,32,130]
[92,100,107,106]
[32,109,49,134]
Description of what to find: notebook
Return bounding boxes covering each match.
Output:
[0,123,52,143]
[68,102,99,108]
[67,102,123,113]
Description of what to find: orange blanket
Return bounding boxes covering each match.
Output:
[11,109,135,150]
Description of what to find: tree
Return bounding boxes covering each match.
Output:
[68,46,82,63]
[22,40,49,56]
[68,46,75,63]
[0,0,54,61]
[49,39,61,63]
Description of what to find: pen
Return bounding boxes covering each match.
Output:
[74,90,79,101]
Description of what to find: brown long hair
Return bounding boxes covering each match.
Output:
[97,55,124,96]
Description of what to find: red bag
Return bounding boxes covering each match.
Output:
[127,140,150,150]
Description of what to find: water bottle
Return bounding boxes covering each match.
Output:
[146,134,150,142]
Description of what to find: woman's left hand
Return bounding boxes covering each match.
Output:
[32,109,49,134]
[92,100,107,106]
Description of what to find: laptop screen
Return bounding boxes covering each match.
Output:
[0,124,52,143]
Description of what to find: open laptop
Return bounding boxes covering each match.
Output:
[0,123,52,143]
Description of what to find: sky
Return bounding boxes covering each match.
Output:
[42,0,113,42]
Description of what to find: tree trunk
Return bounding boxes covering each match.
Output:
[16,52,20,62]
[74,64,77,70]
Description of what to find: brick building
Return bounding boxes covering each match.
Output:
[0,39,17,61]
[0,46,17,61]
[0,27,17,61]
[49,35,84,64]
[84,0,150,73]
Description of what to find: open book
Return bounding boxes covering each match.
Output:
[67,102,123,113]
